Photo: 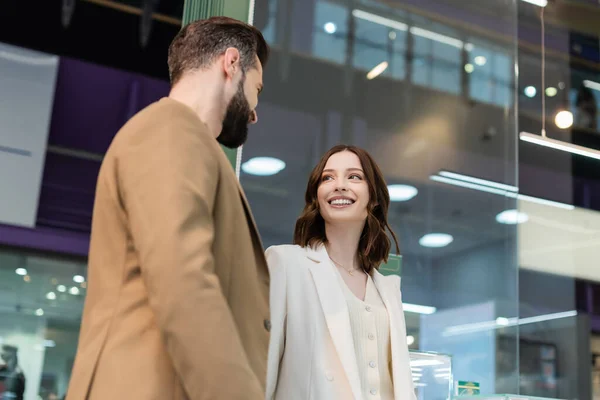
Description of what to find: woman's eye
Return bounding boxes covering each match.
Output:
[349,174,362,180]
[321,175,333,182]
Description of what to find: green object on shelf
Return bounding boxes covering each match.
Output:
[457,381,480,395]
[181,0,253,170]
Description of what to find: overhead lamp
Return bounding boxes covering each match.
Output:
[324,22,337,34]
[69,287,80,296]
[46,292,57,301]
[419,233,453,248]
[388,184,418,201]
[545,87,557,97]
[438,170,518,192]
[444,310,576,336]
[524,86,537,98]
[464,64,474,74]
[35,308,44,317]
[496,209,529,225]
[367,61,388,80]
[554,110,573,129]
[410,26,470,50]
[57,285,67,293]
[352,9,408,31]
[430,171,574,210]
[352,9,472,51]
[403,303,437,314]
[520,131,600,161]
[474,56,487,66]
[241,157,286,176]
[406,335,415,345]
[15,268,27,276]
[521,0,548,6]
[73,275,85,283]
[583,80,600,92]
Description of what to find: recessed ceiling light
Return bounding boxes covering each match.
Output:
[496,209,529,225]
[241,157,286,176]
[545,87,557,97]
[388,184,418,202]
[69,287,80,296]
[555,110,573,129]
[46,292,57,300]
[406,335,415,345]
[73,275,85,283]
[35,308,44,317]
[57,285,66,293]
[464,64,474,74]
[324,22,337,34]
[474,56,486,66]
[419,233,453,248]
[524,86,537,98]
[15,268,27,276]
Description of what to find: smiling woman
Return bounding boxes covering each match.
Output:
[264,145,415,400]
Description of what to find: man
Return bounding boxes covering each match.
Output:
[0,345,26,400]
[66,17,270,400]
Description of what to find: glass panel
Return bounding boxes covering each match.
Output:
[0,250,86,400]
[244,0,519,396]
[410,351,453,399]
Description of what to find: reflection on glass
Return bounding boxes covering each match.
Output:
[243,0,519,396]
[410,351,453,399]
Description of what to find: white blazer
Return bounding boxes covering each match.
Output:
[265,244,417,400]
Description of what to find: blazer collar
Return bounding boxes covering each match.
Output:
[305,244,363,400]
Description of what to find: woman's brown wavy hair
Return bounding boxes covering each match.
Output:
[293,145,400,274]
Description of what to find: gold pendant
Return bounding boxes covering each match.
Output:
[348,270,354,276]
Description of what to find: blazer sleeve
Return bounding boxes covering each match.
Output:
[118,121,264,400]
[264,246,288,400]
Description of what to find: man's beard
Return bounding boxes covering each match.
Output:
[217,80,252,149]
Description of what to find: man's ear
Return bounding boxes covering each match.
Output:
[223,47,241,79]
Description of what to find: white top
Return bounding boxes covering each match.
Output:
[334,268,395,400]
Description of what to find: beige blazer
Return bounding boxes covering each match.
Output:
[265,244,416,400]
[66,98,270,400]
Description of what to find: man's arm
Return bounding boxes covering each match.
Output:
[118,122,263,399]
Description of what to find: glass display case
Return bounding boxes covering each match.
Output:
[410,350,453,400]
[454,396,566,400]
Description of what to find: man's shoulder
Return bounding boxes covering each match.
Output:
[124,97,208,136]
[108,98,216,159]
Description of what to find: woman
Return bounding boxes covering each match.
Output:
[265,145,416,400]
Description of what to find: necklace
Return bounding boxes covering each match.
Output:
[328,255,360,276]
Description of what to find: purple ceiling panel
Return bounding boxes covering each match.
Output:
[36,152,100,233]
[48,57,170,154]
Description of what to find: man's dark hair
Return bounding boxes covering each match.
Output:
[167,16,269,85]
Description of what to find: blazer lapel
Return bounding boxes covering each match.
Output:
[306,246,363,400]
[215,147,265,252]
[235,179,265,250]
[372,272,415,400]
